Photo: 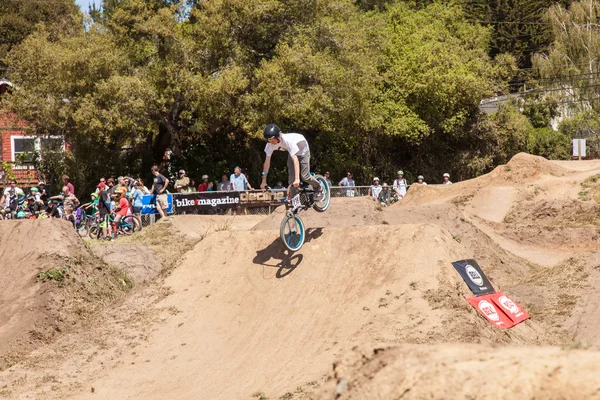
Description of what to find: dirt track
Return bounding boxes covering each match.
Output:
[2,153,600,399]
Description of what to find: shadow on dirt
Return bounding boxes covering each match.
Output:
[252,228,323,278]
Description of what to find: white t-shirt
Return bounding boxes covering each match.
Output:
[370,185,382,198]
[3,187,24,207]
[443,181,453,185]
[393,179,407,196]
[264,133,309,157]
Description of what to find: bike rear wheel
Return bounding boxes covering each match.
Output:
[280,213,305,252]
[312,174,330,213]
[120,215,141,235]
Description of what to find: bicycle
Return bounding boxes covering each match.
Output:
[278,173,331,252]
[88,213,141,239]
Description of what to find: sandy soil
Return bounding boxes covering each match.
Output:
[2,153,600,399]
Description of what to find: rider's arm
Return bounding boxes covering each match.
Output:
[291,155,300,185]
[261,156,271,188]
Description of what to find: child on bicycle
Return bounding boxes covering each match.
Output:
[113,188,130,235]
[259,124,323,200]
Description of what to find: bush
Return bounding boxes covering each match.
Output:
[527,127,570,160]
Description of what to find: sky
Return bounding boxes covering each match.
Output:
[75,0,95,12]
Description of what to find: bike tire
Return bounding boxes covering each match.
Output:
[279,213,305,252]
[88,225,99,239]
[120,215,140,235]
[132,215,142,232]
[312,174,331,213]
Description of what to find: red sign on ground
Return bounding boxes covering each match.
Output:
[467,295,515,330]
[490,292,530,325]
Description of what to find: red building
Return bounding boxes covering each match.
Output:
[0,79,64,185]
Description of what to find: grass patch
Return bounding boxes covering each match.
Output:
[579,174,600,202]
[37,267,69,286]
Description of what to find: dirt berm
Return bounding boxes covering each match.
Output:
[0,219,132,370]
[3,153,600,399]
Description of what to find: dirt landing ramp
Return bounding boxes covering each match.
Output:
[313,344,600,400]
[74,224,550,400]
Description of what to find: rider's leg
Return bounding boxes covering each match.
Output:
[298,152,320,191]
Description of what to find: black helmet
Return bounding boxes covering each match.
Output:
[263,124,281,139]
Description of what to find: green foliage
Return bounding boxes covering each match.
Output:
[527,127,570,159]
[0,0,80,70]
[37,267,69,286]
[2,0,540,188]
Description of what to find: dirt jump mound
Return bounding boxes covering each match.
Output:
[0,219,131,370]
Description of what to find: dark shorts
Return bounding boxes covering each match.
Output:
[133,206,142,214]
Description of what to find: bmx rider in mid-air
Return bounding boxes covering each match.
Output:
[260,124,324,201]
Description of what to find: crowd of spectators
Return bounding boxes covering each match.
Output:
[1,165,455,221]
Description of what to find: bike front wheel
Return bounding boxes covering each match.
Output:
[280,213,305,252]
[312,174,331,213]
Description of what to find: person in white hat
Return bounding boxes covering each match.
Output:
[442,173,452,185]
[393,170,407,198]
[198,174,210,192]
[175,169,192,193]
[368,177,382,199]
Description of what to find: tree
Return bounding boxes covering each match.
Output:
[0,0,80,72]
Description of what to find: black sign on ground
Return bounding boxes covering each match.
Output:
[451,259,496,296]
[173,192,241,212]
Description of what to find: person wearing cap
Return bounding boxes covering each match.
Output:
[379,182,391,205]
[175,170,192,193]
[81,192,99,216]
[62,175,75,197]
[415,175,427,185]
[150,166,169,219]
[1,179,25,217]
[368,177,382,199]
[96,182,111,238]
[443,173,452,185]
[198,175,210,192]
[393,170,408,199]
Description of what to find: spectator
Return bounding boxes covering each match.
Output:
[324,171,332,187]
[114,176,129,194]
[217,174,231,191]
[175,170,192,193]
[416,175,427,185]
[38,181,49,204]
[443,173,452,185]
[393,170,408,199]
[137,177,151,194]
[96,182,111,238]
[207,181,215,191]
[368,177,382,199]
[230,167,253,191]
[379,183,391,205]
[46,199,61,218]
[95,177,106,194]
[132,182,144,215]
[123,176,136,193]
[1,180,24,215]
[150,166,169,219]
[189,179,197,192]
[50,186,79,226]
[198,175,210,192]
[81,192,98,216]
[112,188,130,236]
[107,177,116,194]
[62,175,75,196]
[338,172,355,197]
[274,181,285,189]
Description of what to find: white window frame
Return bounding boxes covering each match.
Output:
[11,135,65,169]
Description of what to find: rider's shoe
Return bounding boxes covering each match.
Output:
[313,188,324,201]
